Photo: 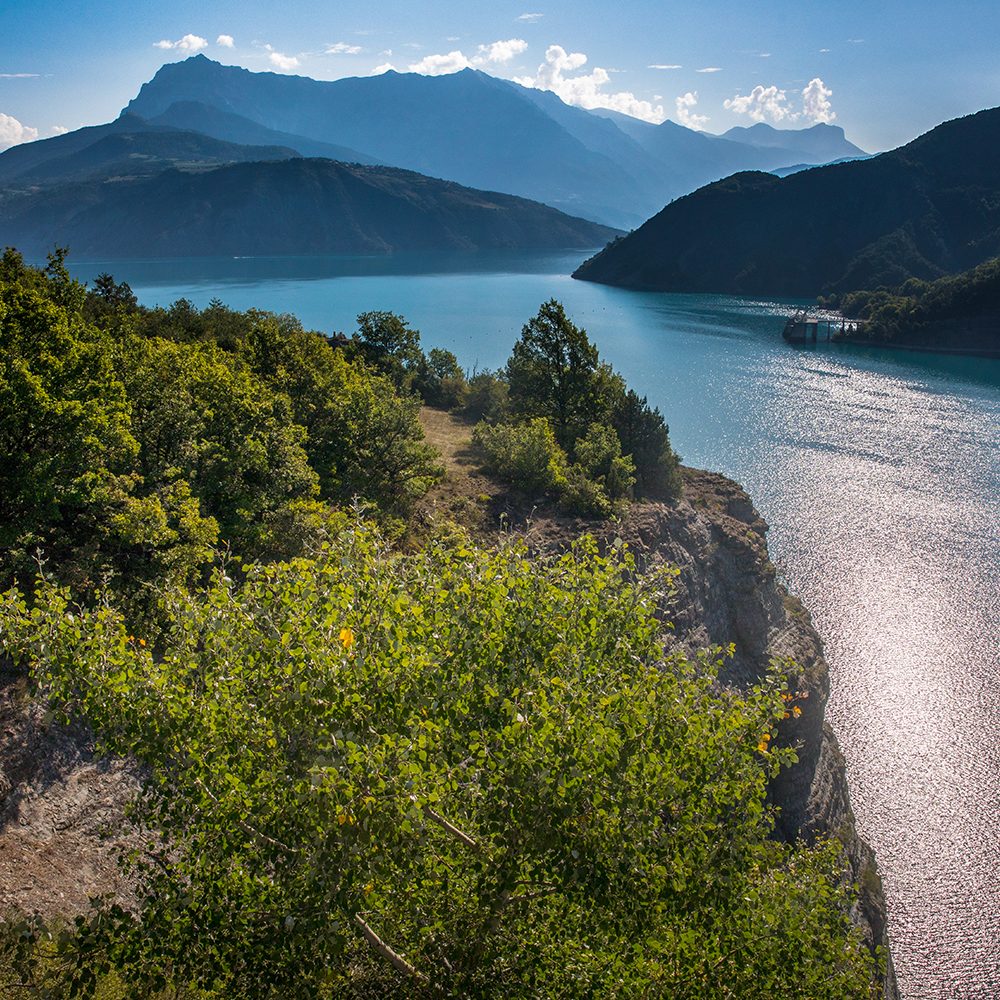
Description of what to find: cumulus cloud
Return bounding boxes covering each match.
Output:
[674,92,708,130]
[50,124,69,135]
[696,66,722,73]
[216,34,234,48]
[723,83,792,122]
[408,50,470,75]
[477,38,528,63]
[327,42,362,55]
[801,77,835,123]
[0,112,39,150]
[724,76,836,125]
[648,64,682,70]
[371,62,396,75]
[154,34,208,53]
[265,45,300,71]
[517,12,543,21]
[407,37,528,76]
[514,44,665,123]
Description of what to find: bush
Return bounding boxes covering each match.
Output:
[559,464,612,517]
[573,422,636,501]
[473,417,568,495]
[412,347,468,410]
[462,369,509,423]
[0,522,876,998]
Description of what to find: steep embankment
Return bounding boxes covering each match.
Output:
[0,157,618,258]
[574,106,1000,297]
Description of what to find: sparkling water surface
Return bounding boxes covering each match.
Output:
[68,251,1000,999]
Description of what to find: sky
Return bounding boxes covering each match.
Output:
[2,0,999,153]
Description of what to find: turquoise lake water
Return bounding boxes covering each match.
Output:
[67,250,1000,999]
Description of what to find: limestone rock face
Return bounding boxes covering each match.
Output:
[610,470,899,999]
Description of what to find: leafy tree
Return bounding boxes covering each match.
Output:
[412,347,468,410]
[1,523,876,998]
[505,300,622,450]
[240,317,442,516]
[119,334,319,554]
[572,422,636,502]
[0,258,138,588]
[355,310,425,387]
[462,369,509,423]
[612,389,682,499]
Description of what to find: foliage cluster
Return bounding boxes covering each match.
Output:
[0,249,441,610]
[472,300,680,515]
[0,519,876,998]
[829,255,1000,348]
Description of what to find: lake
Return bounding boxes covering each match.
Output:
[67,250,1000,1000]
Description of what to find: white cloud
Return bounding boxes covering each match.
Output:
[801,77,836,123]
[696,66,722,73]
[674,91,708,130]
[0,73,40,79]
[477,38,528,64]
[327,42,363,55]
[759,52,772,58]
[216,34,234,48]
[265,45,300,71]
[154,34,208,53]
[408,50,471,75]
[648,64,682,70]
[514,44,665,123]
[407,38,529,76]
[847,38,865,44]
[0,112,38,150]
[724,83,792,122]
[371,62,396,75]
[50,124,69,135]
[819,48,831,53]
[517,12,543,21]
[723,76,836,125]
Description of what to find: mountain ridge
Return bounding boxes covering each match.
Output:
[0,156,619,258]
[572,106,1000,296]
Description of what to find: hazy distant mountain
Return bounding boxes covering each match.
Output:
[124,57,644,226]
[573,107,1000,296]
[720,122,866,162]
[120,56,867,228]
[771,156,869,178]
[587,107,867,190]
[145,101,381,165]
[0,157,618,258]
[0,122,299,186]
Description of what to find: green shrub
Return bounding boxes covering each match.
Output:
[473,417,568,495]
[462,369,509,423]
[573,422,636,501]
[0,522,876,998]
[559,464,612,516]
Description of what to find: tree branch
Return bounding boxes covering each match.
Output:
[354,913,428,984]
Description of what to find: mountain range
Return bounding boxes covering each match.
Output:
[0,156,617,258]
[0,57,867,249]
[573,107,1000,296]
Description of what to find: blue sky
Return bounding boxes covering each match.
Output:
[2,0,999,153]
